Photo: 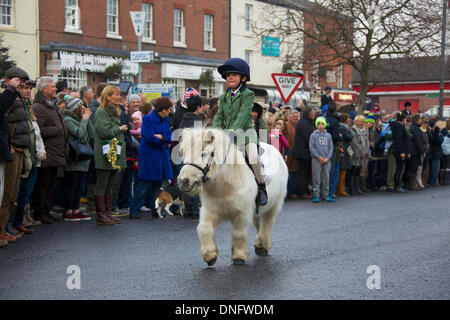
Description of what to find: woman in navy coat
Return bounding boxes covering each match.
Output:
[129,97,173,218]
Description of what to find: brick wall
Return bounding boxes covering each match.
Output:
[302,10,354,91]
[39,0,230,81]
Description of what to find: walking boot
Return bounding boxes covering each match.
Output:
[359,176,369,193]
[0,239,7,247]
[95,195,114,226]
[104,195,121,224]
[23,208,32,228]
[335,171,349,197]
[349,176,356,195]
[394,184,407,193]
[354,177,363,195]
[407,173,420,190]
[256,183,268,206]
[416,166,425,189]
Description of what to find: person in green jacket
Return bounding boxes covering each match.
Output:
[93,85,128,226]
[212,58,268,206]
[62,98,94,222]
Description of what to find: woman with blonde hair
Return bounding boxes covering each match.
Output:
[93,85,128,226]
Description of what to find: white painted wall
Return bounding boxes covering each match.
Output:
[230,0,303,88]
[0,0,39,79]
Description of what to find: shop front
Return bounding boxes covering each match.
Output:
[161,63,225,101]
[45,50,139,89]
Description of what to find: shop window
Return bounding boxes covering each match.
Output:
[163,78,185,101]
[59,70,87,90]
[0,0,13,27]
[200,82,222,98]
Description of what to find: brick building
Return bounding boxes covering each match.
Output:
[352,56,450,115]
[39,0,230,100]
[297,0,355,108]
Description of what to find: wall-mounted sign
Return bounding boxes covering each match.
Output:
[333,92,357,104]
[130,51,152,63]
[131,84,174,102]
[262,36,280,57]
[162,63,224,82]
[60,51,139,75]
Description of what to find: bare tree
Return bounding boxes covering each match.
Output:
[254,0,443,111]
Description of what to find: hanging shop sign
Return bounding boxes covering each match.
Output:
[161,63,224,82]
[60,51,139,75]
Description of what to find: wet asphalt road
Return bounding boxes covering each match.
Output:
[1,186,449,300]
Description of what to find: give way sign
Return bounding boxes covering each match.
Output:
[271,73,305,105]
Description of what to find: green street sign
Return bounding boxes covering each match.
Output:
[426,93,439,98]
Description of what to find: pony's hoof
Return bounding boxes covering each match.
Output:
[255,247,269,256]
[232,259,246,265]
[207,258,217,267]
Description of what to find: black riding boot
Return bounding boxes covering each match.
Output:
[256,183,268,206]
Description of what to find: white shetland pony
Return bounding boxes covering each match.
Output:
[177,128,288,266]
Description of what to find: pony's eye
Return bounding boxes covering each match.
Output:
[201,152,208,158]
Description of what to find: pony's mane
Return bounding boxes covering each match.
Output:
[179,127,232,159]
[178,127,247,182]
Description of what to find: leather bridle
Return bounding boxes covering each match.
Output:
[183,137,233,184]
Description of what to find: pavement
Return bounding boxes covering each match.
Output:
[1,185,449,300]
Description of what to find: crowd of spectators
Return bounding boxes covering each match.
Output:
[1,68,449,249]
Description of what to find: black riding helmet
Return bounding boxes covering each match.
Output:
[218,58,251,82]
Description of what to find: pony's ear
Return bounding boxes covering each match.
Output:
[205,130,215,144]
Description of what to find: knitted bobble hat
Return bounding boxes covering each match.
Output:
[365,113,376,124]
[315,116,327,128]
[65,97,84,112]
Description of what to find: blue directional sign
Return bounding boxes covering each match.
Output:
[262,36,280,57]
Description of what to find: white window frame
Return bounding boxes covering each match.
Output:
[142,3,155,44]
[245,49,251,65]
[59,70,88,90]
[173,8,186,47]
[204,14,215,51]
[244,4,252,33]
[338,65,343,88]
[65,0,82,34]
[200,82,223,98]
[162,78,185,101]
[106,0,122,39]
[0,0,13,28]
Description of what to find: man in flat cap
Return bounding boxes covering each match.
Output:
[0,67,30,246]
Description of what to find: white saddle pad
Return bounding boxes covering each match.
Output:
[260,144,273,185]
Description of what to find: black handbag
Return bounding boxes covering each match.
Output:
[69,127,94,162]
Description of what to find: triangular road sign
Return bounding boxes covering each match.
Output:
[271,73,305,105]
[130,11,145,37]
